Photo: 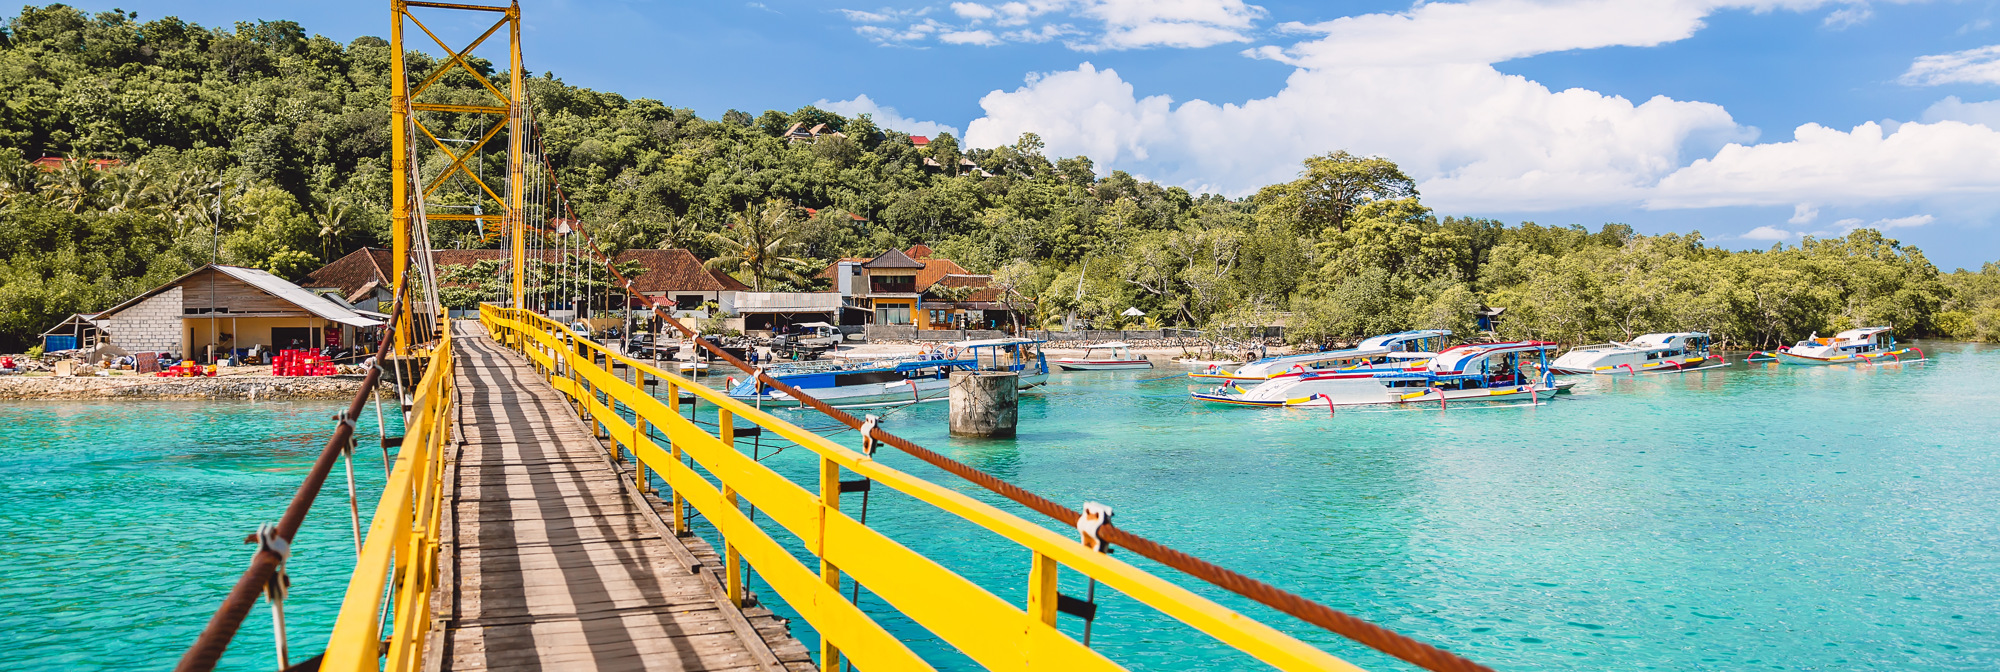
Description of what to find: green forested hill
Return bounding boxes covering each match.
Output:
[0,3,1994,351]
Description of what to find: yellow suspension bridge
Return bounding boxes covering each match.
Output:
[171,3,1493,672]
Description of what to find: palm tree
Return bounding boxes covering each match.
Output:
[315,198,351,261]
[702,200,812,291]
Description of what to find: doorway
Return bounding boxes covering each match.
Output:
[271,327,322,351]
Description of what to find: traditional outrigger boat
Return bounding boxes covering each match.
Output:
[1188,330,1451,382]
[1192,341,1573,408]
[1774,327,1924,365]
[1547,332,1723,375]
[1054,341,1153,371]
[727,337,1048,406]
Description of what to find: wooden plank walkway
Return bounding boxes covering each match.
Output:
[427,324,815,672]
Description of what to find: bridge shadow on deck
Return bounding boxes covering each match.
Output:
[433,324,807,672]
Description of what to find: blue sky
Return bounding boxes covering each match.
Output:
[53,0,2000,269]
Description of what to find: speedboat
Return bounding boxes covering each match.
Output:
[728,337,1048,406]
[1776,327,1923,365]
[1192,341,1573,408]
[1055,342,1152,371]
[1188,330,1450,381]
[1548,332,1722,375]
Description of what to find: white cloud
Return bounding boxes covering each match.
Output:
[840,0,1265,50]
[1789,203,1819,224]
[1921,95,2000,128]
[1742,213,1929,241]
[1873,214,1935,229]
[839,8,898,23]
[1822,5,1871,28]
[1961,18,1992,34]
[814,94,963,139]
[966,57,1746,209]
[941,29,1003,45]
[1003,23,1075,42]
[1649,121,2000,208]
[1071,0,1267,50]
[1901,44,2000,86]
[951,2,996,20]
[1743,225,1796,240]
[962,0,2000,216]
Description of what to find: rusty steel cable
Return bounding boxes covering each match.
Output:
[533,206,1494,672]
[174,294,408,672]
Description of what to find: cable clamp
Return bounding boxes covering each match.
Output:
[253,522,292,564]
[859,414,881,457]
[334,414,357,455]
[1076,502,1114,553]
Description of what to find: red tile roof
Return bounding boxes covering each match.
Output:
[813,251,970,292]
[910,135,930,146]
[904,244,933,259]
[802,207,870,222]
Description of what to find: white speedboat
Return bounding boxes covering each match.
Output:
[1189,330,1450,381]
[1776,327,1924,365]
[1055,342,1152,371]
[1192,341,1573,408]
[1548,332,1722,375]
[729,337,1048,406]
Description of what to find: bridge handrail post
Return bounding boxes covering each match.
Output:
[817,454,844,672]
[719,408,744,607]
[663,379,687,533]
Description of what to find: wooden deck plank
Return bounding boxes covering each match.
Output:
[428,323,810,672]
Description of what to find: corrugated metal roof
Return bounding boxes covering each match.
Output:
[213,266,384,327]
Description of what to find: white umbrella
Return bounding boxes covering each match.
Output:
[1121,307,1145,317]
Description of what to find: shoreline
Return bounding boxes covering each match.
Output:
[0,374,371,400]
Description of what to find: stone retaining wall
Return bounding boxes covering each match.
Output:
[0,373,369,400]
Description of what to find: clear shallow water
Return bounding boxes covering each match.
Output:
[729,342,2000,671]
[7,345,1997,671]
[0,399,399,671]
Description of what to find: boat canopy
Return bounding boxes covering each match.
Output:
[1355,329,1452,350]
[1090,341,1131,348]
[1629,332,1708,347]
[1834,327,1892,340]
[953,337,1044,348]
[1428,341,1556,374]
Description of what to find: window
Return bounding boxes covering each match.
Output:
[870,275,917,293]
[674,294,704,310]
[876,305,911,325]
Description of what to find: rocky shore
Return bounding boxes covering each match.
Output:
[0,374,371,400]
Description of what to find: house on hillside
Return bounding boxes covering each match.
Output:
[920,274,1023,332]
[94,264,384,362]
[821,246,1018,328]
[32,156,122,172]
[782,122,847,145]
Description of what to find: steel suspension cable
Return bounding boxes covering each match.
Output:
[175,294,410,672]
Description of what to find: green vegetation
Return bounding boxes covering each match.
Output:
[0,4,1990,351]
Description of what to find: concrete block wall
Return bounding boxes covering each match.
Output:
[103,287,182,354]
[864,325,917,341]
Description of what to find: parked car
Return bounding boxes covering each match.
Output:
[794,322,844,347]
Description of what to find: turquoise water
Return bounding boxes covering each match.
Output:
[7,344,1997,670]
[725,342,2000,671]
[0,399,400,671]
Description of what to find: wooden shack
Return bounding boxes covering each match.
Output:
[93,265,384,361]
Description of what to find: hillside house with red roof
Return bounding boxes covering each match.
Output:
[817,246,1021,331]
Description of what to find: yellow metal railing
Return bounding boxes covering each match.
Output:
[476,305,1359,672]
[322,325,458,672]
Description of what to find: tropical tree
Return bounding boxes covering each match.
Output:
[702,199,812,291]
